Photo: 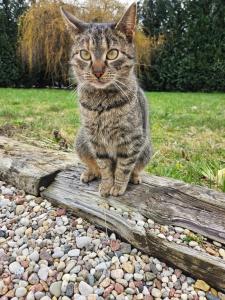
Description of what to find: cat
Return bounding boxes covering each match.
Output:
[61,2,151,197]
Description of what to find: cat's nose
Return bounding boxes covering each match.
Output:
[92,62,105,79]
[94,71,104,79]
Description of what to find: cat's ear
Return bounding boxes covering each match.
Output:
[115,2,137,41]
[60,7,87,34]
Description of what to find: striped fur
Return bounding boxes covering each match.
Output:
[61,3,151,196]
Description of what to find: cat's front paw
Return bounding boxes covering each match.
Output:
[110,183,127,197]
[99,181,114,197]
[80,170,98,183]
[130,173,142,185]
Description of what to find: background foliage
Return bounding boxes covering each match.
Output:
[140,0,225,91]
[0,0,225,90]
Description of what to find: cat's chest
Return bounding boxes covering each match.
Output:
[84,110,120,139]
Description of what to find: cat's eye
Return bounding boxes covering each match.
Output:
[80,50,91,61]
[106,49,119,60]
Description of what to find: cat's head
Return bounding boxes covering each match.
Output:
[61,3,136,89]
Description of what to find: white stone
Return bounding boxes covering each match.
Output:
[167,235,174,242]
[26,291,35,300]
[49,281,62,297]
[29,251,39,262]
[68,249,80,257]
[174,227,184,233]
[15,287,27,297]
[151,288,162,298]
[161,276,169,283]
[9,261,24,275]
[189,241,198,247]
[158,233,166,239]
[38,266,49,281]
[20,217,30,226]
[55,225,67,234]
[111,269,124,280]
[219,248,225,259]
[79,281,94,296]
[156,263,162,272]
[76,236,92,248]
[172,274,177,283]
[52,247,64,258]
[133,273,144,281]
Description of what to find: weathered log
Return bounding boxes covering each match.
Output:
[42,166,225,291]
[1,136,225,290]
[0,136,78,195]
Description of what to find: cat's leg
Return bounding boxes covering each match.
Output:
[110,154,137,196]
[130,140,151,184]
[75,129,100,183]
[96,157,114,197]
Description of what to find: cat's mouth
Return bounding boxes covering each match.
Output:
[89,78,113,89]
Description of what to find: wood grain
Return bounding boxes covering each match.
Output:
[0,136,79,195]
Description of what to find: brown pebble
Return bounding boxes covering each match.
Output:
[110,240,120,251]
[129,281,136,289]
[103,284,115,298]
[169,288,176,297]
[5,290,14,298]
[206,247,218,256]
[3,276,11,285]
[154,279,162,290]
[144,296,153,300]
[114,283,124,294]
[56,208,66,216]
[20,260,29,268]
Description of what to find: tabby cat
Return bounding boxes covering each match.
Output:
[61,2,151,197]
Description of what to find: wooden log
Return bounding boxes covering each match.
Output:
[42,166,225,291]
[0,136,78,195]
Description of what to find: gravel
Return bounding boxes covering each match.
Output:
[0,181,224,300]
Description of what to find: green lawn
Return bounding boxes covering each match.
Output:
[0,88,225,191]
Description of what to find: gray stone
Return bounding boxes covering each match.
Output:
[29,251,39,262]
[65,283,74,297]
[28,273,39,285]
[38,266,49,281]
[68,249,80,257]
[76,236,92,249]
[151,288,162,298]
[78,281,94,296]
[50,281,62,297]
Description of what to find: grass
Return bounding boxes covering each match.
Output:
[0,88,225,192]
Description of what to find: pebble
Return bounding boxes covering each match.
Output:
[49,281,62,297]
[68,249,80,257]
[15,287,27,297]
[111,269,124,280]
[52,247,64,258]
[9,261,24,275]
[122,262,134,273]
[76,236,92,248]
[38,266,49,281]
[133,273,143,281]
[194,280,210,292]
[151,288,162,298]
[79,281,94,296]
[219,248,225,259]
[29,251,39,262]
[189,241,199,247]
